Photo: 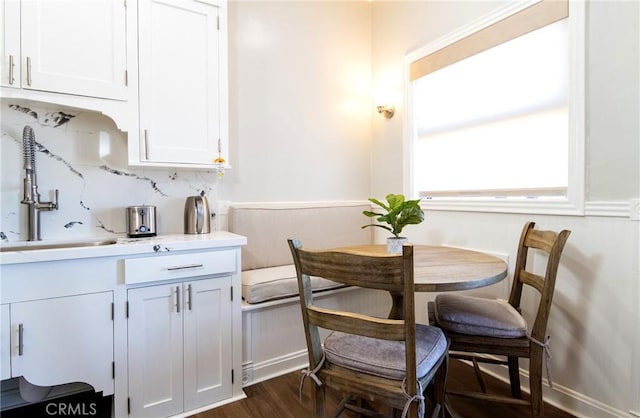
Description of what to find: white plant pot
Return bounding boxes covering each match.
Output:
[386,237,409,254]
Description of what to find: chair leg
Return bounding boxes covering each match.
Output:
[471,358,488,393]
[529,350,544,418]
[312,383,326,418]
[507,356,522,399]
[529,375,544,418]
[433,355,448,418]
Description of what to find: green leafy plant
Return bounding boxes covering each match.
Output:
[362,194,424,238]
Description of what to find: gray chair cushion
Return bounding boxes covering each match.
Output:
[434,293,527,338]
[323,325,447,380]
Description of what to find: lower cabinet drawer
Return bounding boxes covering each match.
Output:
[124,250,236,284]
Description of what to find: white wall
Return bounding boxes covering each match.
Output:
[220,0,373,202]
[370,1,640,417]
[587,0,640,201]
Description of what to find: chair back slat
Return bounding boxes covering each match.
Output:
[523,229,560,253]
[519,270,545,294]
[295,246,405,291]
[307,306,406,340]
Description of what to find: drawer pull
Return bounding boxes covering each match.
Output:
[176,286,181,313]
[166,263,204,271]
[18,323,24,356]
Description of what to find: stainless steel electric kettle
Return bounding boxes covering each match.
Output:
[184,195,211,234]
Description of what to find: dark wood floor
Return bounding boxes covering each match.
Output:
[193,359,575,418]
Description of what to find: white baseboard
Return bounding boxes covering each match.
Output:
[242,350,308,387]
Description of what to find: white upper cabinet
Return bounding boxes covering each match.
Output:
[2,0,128,99]
[1,0,228,168]
[133,0,229,168]
[0,0,20,88]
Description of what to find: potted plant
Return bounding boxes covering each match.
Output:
[362,194,424,253]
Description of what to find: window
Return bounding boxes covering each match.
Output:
[404,0,585,215]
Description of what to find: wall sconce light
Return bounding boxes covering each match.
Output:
[376,105,395,119]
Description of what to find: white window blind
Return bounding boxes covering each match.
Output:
[405,0,585,214]
[413,18,569,198]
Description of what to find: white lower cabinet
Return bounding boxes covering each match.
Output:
[9,292,114,394]
[127,276,232,418]
[1,304,10,380]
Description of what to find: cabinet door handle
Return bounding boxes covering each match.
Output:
[166,264,204,271]
[26,56,32,86]
[175,286,181,313]
[18,323,24,356]
[143,130,150,160]
[187,284,193,311]
[8,55,14,85]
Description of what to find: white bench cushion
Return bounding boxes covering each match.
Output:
[242,264,345,304]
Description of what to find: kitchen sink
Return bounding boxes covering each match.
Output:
[0,239,118,253]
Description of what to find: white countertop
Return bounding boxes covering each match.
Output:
[0,232,247,265]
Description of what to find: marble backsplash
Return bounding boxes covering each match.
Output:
[0,101,221,242]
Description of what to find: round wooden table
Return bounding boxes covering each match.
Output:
[337,244,508,319]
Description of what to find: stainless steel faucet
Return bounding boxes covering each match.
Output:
[21,126,59,241]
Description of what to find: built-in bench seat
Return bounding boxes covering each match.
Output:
[228,202,391,385]
[228,203,374,304]
[242,264,345,304]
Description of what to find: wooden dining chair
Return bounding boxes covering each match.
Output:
[288,239,449,418]
[428,221,571,418]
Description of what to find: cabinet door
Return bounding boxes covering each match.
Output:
[128,284,183,418]
[20,0,127,99]
[1,0,20,88]
[138,0,224,165]
[10,292,114,395]
[1,304,10,380]
[183,277,232,410]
